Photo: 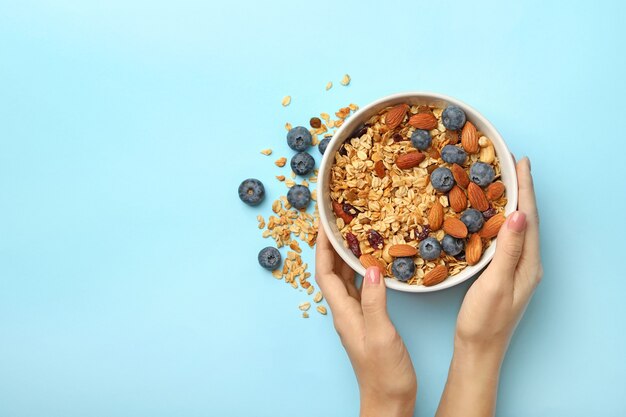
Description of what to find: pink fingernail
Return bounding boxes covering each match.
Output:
[508,211,527,232]
[365,267,381,285]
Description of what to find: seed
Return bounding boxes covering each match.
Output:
[340,74,351,86]
[325,81,333,91]
[310,117,322,128]
[282,96,291,106]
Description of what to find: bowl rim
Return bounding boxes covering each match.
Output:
[318,91,518,293]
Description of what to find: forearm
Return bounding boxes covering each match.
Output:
[435,340,506,417]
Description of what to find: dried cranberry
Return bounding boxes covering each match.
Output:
[482,207,497,220]
[309,117,322,128]
[367,230,384,250]
[343,203,359,216]
[416,225,431,241]
[392,133,404,142]
[346,233,362,258]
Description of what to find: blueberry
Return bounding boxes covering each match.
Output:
[460,208,485,233]
[430,167,455,192]
[419,237,442,260]
[291,152,315,176]
[258,246,282,270]
[469,162,495,187]
[442,105,467,131]
[410,129,431,151]
[238,178,265,206]
[442,235,465,256]
[392,257,416,282]
[287,184,311,209]
[287,126,312,151]
[318,137,331,155]
[441,145,467,165]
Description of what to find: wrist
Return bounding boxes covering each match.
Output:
[360,390,415,417]
[452,337,506,380]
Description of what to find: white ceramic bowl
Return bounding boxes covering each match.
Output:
[318,92,518,292]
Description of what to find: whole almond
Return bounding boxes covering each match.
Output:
[428,201,444,231]
[374,160,386,178]
[467,182,490,211]
[408,113,438,130]
[466,234,483,265]
[359,254,385,271]
[388,244,418,257]
[332,201,354,224]
[479,213,506,238]
[384,104,409,130]
[443,217,468,238]
[486,181,505,201]
[423,265,449,286]
[396,151,425,169]
[461,121,479,153]
[449,185,467,212]
[451,163,470,189]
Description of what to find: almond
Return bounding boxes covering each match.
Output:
[388,244,418,257]
[428,201,444,231]
[461,121,479,153]
[467,182,490,211]
[332,201,354,224]
[359,254,385,271]
[451,163,470,189]
[466,234,483,266]
[396,151,425,169]
[423,265,448,286]
[448,185,467,212]
[384,104,409,130]
[374,160,386,178]
[479,213,506,238]
[443,217,468,238]
[408,113,438,130]
[486,181,505,201]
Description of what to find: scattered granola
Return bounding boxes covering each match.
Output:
[299,302,311,311]
[275,157,287,167]
[282,96,291,106]
[340,74,351,86]
[316,306,327,315]
[260,148,272,156]
[326,81,333,91]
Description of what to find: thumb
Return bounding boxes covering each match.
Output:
[491,211,527,277]
[360,266,393,334]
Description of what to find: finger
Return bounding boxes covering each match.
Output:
[490,211,527,282]
[315,224,353,312]
[360,267,394,335]
[516,157,540,261]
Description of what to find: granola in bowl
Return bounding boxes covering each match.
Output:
[320,93,517,290]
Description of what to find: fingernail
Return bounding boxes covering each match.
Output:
[508,211,527,232]
[365,266,381,285]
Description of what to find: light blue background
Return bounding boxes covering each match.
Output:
[1,1,625,416]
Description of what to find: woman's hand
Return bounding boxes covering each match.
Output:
[455,157,543,353]
[436,157,543,417]
[315,226,417,417]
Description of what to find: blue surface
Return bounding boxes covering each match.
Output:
[1,1,625,416]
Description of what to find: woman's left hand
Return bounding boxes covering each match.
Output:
[315,225,416,417]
